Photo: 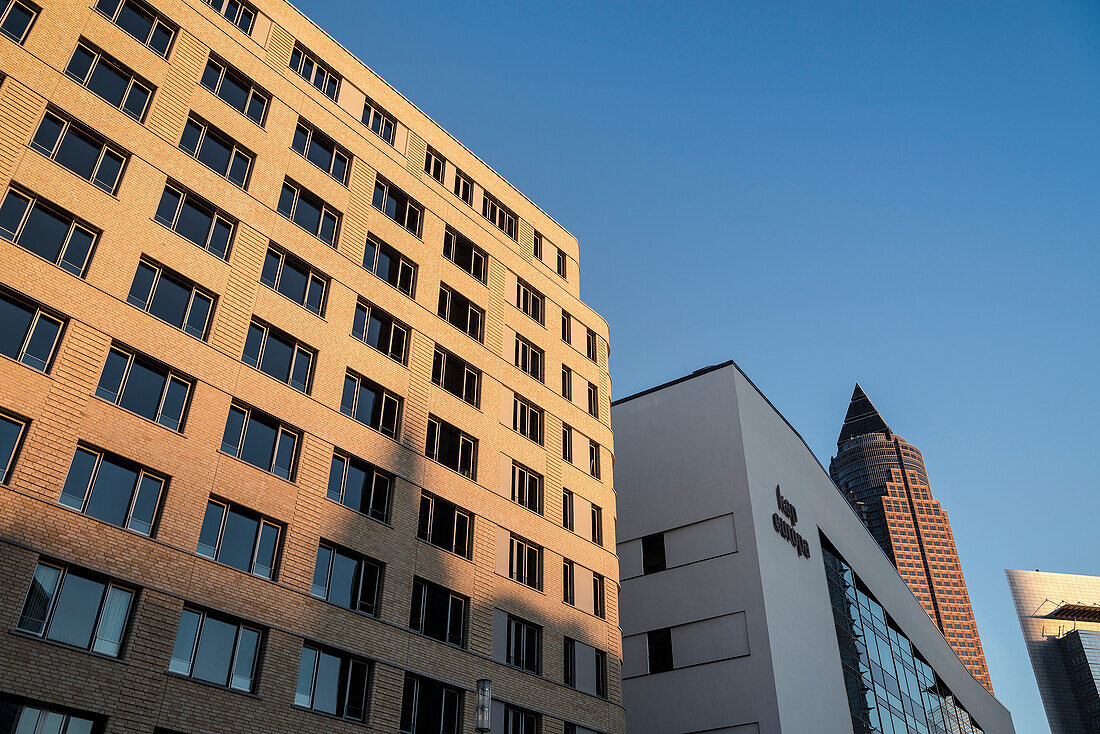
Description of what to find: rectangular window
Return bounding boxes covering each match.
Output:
[511,461,542,515]
[400,674,461,734]
[482,191,517,240]
[589,440,601,479]
[327,450,391,522]
[295,644,371,722]
[0,287,64,371]
[562,424,573,464]
[353,300,408,363]
[453,169,473,206]
[532,232,543,260]
[513,395,544,445]
[516,280,544,325]
[562,489,574,531]
[292,118,350,184]
[201,56,267,124]
[362,96,395,144]
[587,382,600,419]
[95,0,174,56]
[0,0,37,44]
[196,498,280,579]
[0,411,27,483]
[410,577,466,647]
[417,491,472,559]
[372,176,422,236]
[260,245,326,315]
[437,284,484,342]
[59,446,163,535]
[564,639,607,697]
[647,628,673,673]
[514,335,544,382]
[425,416,477,480]
[17,562,133,656]
[508,535,541,590]
[586,328,598,361]
[169,608,261,691]
[562,311,572,343]
[311,542,382,616]
[179,114,252,188]
[431,346,480,407]
[289,43,340,101]
[202,0,255,33]
[65,41,153,120]
[243,318,314,393]
[278,179,340,245]
[505,614,540,674]
[155,183,234,259]
[561,365,573,400]
[220,403,298,479]
[128,258,213,338]
[556,248,568,279]
[341,370,401,438]
[31,108,127,193]
[7,704,94,734]
[363,234,416,296]
[424,147,445,183]
[442,226,486,282]
[505,706,539,734]
[95,346,191,430]
[0,188,97,276]
[591,504,603,546]
[562,559,574,604]
[641,533,666,574]
[593,573,605,619]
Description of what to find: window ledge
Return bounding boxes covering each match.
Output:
[166,671,263,699]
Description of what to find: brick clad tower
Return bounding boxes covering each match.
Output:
[0,0,620,732]
[829,385,992,693]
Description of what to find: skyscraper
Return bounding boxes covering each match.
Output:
[0,0,619,732]
[830,385,992,692]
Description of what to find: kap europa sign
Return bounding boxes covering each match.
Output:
[772,485,810,559]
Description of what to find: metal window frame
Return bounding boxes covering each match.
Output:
[0,0,39,43]
[2,188,98,275]
[32,108,128,193]
[98,345,191,430]
[133,258,213,337]
[20,561,134,654]
[68,41,153,120]
[96,0,175,57]
[202,56,268,124]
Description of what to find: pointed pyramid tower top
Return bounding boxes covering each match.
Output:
[837,383,891,449]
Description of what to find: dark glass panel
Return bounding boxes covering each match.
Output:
[342,461,366,513]
[258,331,293,382]
[218,508,258,572]
[328,550,357,609]
[240,414,276,471]
[192,615,236,686]
[118,358,166,419]
[19,203,70,263]
[313,650,341,715]
[196,130,232,175]
[0,1,35,41]
[218,71,248,112]
[59,227,94,276]
[127,474,160,534]
[277,258,307,303]
[158,377,188,430]
[196,501,223,557]
[46,572,104,648]
[179,119,202,155]
[87,60,129,107]
[0,295,34,358]
[59,448,97,509]
[54,127,101,180]
[66,46,96,82]
[95,349,129,402]
[31,114,64,154]
[84,456,137,527]
[312,545,332,596]
[115,1,155,45]
[185,292,211,338]
[94,149,124,191]
[221,406,245,454]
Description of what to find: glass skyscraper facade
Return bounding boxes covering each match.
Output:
[1060,630,1100,731]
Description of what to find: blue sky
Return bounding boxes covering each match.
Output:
[298,1,1100,730]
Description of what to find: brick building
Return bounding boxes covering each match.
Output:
[0,0,620,732]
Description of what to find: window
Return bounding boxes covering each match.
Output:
[506,615,540,674]
[418,492,472,558]
[341,371,401,438]
[17,562,133,656]
[31,109,127,193]
[514,335,544,382]
[410,578,466,646]
[59,446,163,535]
[202,0,255,33]
[586,328,598,361]
[127,259,212,339]
[562,489,574,531]
[0,288,64,371]
[7,705,94,734]
[362,96,395,144]
[96,346,191,430]
[260,246,326,315]
[504,706,539,734]
[511,462,542,514]
[295,645,371,722]
[424,148,444,183]
[453,169,473,206]
[431,347,480,407]
[169,608,261,691]
[516,280,544,324]
[328,451,391,522]
[0,412,27,483]
[587,382,600,419]
[155,183,234,259]
[289,43,340,101]
[482,191,517,240]
[353,300,408,363]
[437,284,484,342]
[591,504,604,547]
[400,674,460,734]
[593,574,605,619]
[292,119,349,184]
[556,248,568,279]
[0,188,97,275]
[201,56,267,124]
[562,559,575,604]
[372,177,422,236]
[312,542,382,616]
[512,395,543,445]
[641,533,666,574]
[278,179,340,245]
[65,42,153,120]
[0,0,37,43]
[564,639,607,697]
[562,424,573,463]
[442,227,486,282]
[425,416,476,480]
[220,403,298,479]
[363,235,416,296]
[95,0,174,56]
[647,628,673,673]
[508,535,541,589]
[589,440,601,479]
[197,498,280,579]
[532,232,543,260]
[558,367,572,402]
[179,115,252,188]
[561,311,572,343]
[243,319,314,393]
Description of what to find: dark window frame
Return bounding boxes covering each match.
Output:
[516,279,545,325]
[505,613,541,674]
[278,178,340,246]
[292,118,350,185]
[508,534,542,590]
[372,176,422,237]
[0,286,66,371]
[353,299,409,364]
[514,334,544,382]
[362,96,395,145]
[0,187,98,276]
[127,257,215,339]
[424,147,445,183]
[482,191,517,240]
[242,317,315,393]
[431,346,480,407]
[437,284,484,343]
[202,0,255,33]
[260,245,327,316]
[154,182,235,259]
[58,444,165,536]
[295,643,372,722]
[65,40,154,120]
[0,410,28,483]
[179,114,253,188]
[311,541,383,616]
[425,415,477,480]
[410,577,467,647]
[341,370,401,438]
[168,607,263,691]
[31,107,128,194]
[363,234,417,296]
[220,402,299,480]
[289,43,340,101]
[196,497,281,579]
[442,226,486,283]
[95,344,192,431]
[511,461,543,515]
[512,395,544,445]
[201,55,268,125]
[94,0,175,57]
[327,450,392,523]
[417,491,473,559]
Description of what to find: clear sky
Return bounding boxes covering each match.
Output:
[297,1,1100,731]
